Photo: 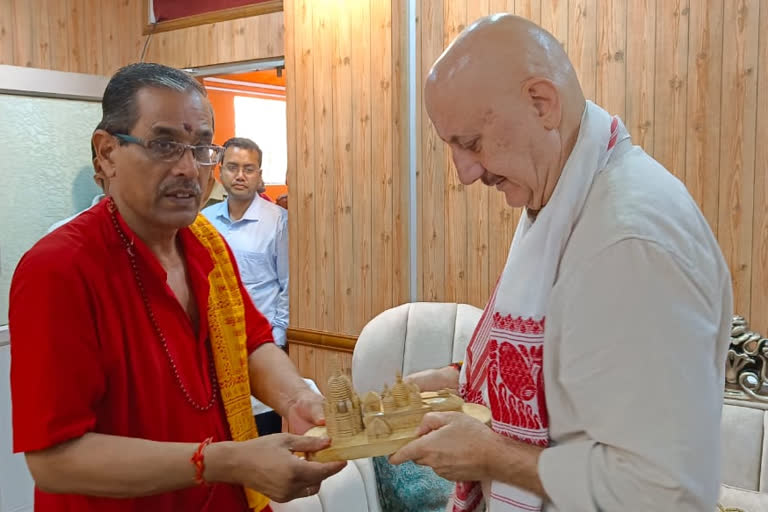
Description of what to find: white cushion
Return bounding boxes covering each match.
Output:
[317,461,370,511]
[350,303,482,512]
[352,302,482,394]
[720,404,765,491]
[761,413,768,493]
[719,483,768,510]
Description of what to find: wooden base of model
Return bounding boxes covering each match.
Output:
[303,371,492,462]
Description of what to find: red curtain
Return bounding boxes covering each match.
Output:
[153,0,273,22]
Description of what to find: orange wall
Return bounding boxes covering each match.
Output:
[205,73,287,201]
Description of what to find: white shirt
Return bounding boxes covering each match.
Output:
[536,141,732,511]
[202,197,289,346]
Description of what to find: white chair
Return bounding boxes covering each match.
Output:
[349,302,483,512]
[347,303,768,511]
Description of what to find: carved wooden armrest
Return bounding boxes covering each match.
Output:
[725,316,768,403]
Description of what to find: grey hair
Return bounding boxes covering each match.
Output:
[98,62,208,136]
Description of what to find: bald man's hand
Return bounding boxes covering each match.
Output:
[389,412,495,482]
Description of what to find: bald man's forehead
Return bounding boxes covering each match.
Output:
[425,87,486,142]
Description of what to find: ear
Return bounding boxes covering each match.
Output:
[92,129,118,179]
[523,78,562,130]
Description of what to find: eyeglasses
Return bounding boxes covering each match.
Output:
[221,163,261,177]
[113,133,225,166]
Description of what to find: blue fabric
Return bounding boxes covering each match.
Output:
[372,456,455,512]
[202,197,289,346]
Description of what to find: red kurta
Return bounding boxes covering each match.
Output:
[10,200,274,512]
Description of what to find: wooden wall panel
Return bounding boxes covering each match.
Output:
[351,0,374,331]
[416,0,768,335]
[466,0,491,307]
[486,0,517,296]
[0,0,282,75]
[625,0,656,152]
[392,0,411,308]
[442,0,468,304]
[293,0,318,330]
[371,0,396,316]
[144,11,284,68]
[653,0,689,180]
[419,0,446,301]
[595,0,625,119]
[312,0,335,332]
[568,0,597,100]
[331,0,354,334]
[685,0,723,233]
[285,0,409,336]
[0,0,145,75]
[289,344,352,397]
[751,2,768,335]
[718,0,759,324]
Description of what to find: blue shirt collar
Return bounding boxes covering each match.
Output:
[216,196,264,224]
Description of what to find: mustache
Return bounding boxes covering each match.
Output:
[481,172,503,186]
[159,180,201,196]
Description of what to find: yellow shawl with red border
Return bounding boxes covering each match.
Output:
[188,214,270,512]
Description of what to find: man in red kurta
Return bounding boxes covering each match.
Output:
[9,62,344,512]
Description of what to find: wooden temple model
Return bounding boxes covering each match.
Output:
[305,369,488,462]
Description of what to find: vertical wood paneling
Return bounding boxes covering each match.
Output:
[294,0,318,329]
[331,0,354,333]
[31,0,51,70]
[10,0,33,68]
[0,0,15,65]
[143,12,284,69]
[70,0,87,73]
[515,0,541,24]
[286,0,407,335]
[313,1,335,331]
[420,0,446,301]
[371,0,395,315]
[284,0,299,329]
[486,1,518,296]
[466,0,491,307]
[751,1,768,335]
[685,0,723,233]
[99,0,119,73]
[568,0,597,100]
[313,349,353,397]
[1,0,148,75]
[351,0,373,329]
[540,0,568,50]
[442,0,468,304]
[595,0,626,118]
[718,0,759,320]
[653,0,689,179]
[625,0,656,151]
[392,0,411,307]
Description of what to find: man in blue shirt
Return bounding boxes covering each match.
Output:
[202,138,289,349]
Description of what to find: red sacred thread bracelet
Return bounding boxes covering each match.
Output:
[449,361,463,372]
[191,437,213,485]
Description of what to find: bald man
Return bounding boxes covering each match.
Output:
[392,14,732,512]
